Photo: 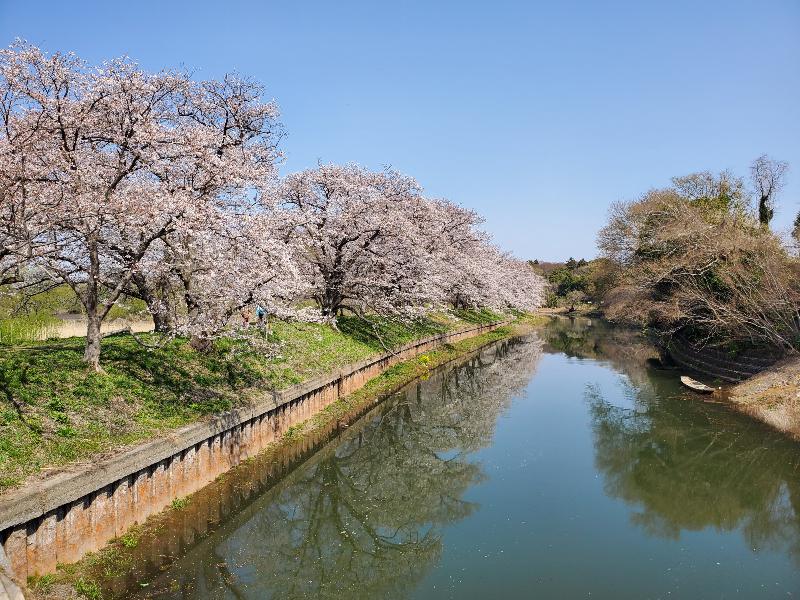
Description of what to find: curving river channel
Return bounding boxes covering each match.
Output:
[113,318,800,599]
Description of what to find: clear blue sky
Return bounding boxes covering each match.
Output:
[1,0,798,260]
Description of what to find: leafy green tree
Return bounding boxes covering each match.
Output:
[548,266,583,296]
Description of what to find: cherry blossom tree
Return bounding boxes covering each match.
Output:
[2,43,545,370]
[0,185,21,286]
[412,197,545,312]
[278,164,430,320]
[412,197,487,308]
[492,253,547,312]
[166,207,304,350]
[278,164,544,322]
[0,42,282,369]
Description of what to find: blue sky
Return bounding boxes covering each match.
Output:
[1,0,798,260]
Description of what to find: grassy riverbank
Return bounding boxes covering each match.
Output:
[26,316,538,600]
[0,310,506,492]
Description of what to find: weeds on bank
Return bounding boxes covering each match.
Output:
[118,530,140,548]
[74,578,102,599]
[27,573,57,594]
[170,496,190,510]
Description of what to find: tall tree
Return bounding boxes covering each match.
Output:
[415,198,544,312]
[0,43,282,369]
[278,164,427,320]
[598,185,800,352]
[751,155,788,228]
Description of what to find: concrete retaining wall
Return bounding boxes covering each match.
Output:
[667,336,781,382]
[0,320,508,581]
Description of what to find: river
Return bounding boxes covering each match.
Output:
[108,317,800,598]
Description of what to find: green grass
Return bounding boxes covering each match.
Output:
[169,497,190,510]
[0,285,80,346]
[0,311,500,492]
[0,285,149,346]
[0,313,61,345]
[118,530,139,549]
[450,307,504,324]
[27,573,57,594]
[74,578,102,599]
[0,284,81,317]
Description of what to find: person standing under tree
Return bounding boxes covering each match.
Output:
[255,305,269,337]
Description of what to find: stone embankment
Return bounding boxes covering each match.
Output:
[667,337,780,382]
[666,337,800,438]
[0,545,24,600]
[0,320,508,587]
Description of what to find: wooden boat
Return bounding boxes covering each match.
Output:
[680,375,716,393]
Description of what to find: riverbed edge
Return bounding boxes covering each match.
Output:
[727,356,800,440]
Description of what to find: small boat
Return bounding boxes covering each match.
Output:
[680,376,716,393]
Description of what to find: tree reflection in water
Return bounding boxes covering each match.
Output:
[139,334,544,600]
[587,383,800,561]
[545,317,800,564]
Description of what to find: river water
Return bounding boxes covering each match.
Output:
[125,318,800,599]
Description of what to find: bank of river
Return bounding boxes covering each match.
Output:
[39,318,800,598]
[729,357,800,439]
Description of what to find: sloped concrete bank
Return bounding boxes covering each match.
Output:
[0,320,509,584]
[666,336,781,383]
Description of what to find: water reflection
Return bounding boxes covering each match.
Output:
[546,317,800,563]
[138,335,544,599]
[588,384,800,556]
[117,318,800,598]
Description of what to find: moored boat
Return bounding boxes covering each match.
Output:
[680,375,717,393]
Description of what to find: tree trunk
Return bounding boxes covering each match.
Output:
[185,292,213,352]
[152,307,175,333]
[759,195,774,228]
[132,272,175,333]
[84,311,102,372]
[320,289,341,319]
[83,238,103,372]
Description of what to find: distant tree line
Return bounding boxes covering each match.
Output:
[528,257,618,312]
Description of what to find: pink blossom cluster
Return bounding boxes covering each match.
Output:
[0,43,544,368]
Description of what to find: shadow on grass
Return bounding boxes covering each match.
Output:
[450,308,503,325]
[337,315,448,351]
[0,335,252,424]
[99,338,254,414]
